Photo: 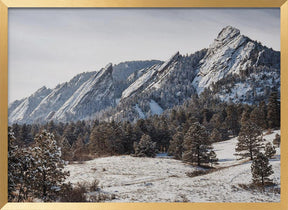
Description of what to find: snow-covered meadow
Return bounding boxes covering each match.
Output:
[65,130,280,202]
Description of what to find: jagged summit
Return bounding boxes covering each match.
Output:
[193,26,255,93]
[30,86,52,99]
[216,26,241,42]
[121,52,180,99]
[209,26,246,51]
[104,63,113,73]
[34,86,49,93]
[157,51,179,72]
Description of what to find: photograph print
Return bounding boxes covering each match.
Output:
[8,8,280,202]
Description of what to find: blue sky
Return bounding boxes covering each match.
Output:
[8,8,280,103]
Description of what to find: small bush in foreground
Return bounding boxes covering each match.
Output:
[186,170,211,177]
[88,192,116,202]
[60,182,87,202]
[238,182,279,194]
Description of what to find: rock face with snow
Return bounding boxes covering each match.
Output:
[9,86,52,124]
[27,72,95,124]
[8,26,280,124]
[122,52,180,99]
[10,64,115,123]
[192,26,280,94]
[51,63,115,122]
[9,60,160,124]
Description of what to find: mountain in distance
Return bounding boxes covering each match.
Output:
[8,26,280,124]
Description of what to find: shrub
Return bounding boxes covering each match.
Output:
[89,179,100,192]
[59,182,87,202]
[186,170,211,177]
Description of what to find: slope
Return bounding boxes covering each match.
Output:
[65,130,280,202]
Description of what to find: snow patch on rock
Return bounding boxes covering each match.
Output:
[149,100,163,115]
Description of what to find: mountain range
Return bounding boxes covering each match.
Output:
[8,26,280,124]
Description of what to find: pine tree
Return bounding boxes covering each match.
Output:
[182,122,217,166]
[110,121,125,155]
[122,121,136,154]
[250,105,267,129]
[8,127,18,201]
[235,121,263,160]
[210,128,222,142]
[19,124,33,146]
[267,92,280,129]
[168,131,184,160]
[8,127,34,201]
[31,130,69,201]
[60,137,72,161]
[209,113,224,130]
[15,148,34,202]
[133,134,157,157]
[71,136,86,161]
[273,134,280,147]
[225,105,240,136]
[259,101,268,128]
[240,105,251,126]
[251,152,274,186]
[62,122,77,145]
[264,142,276,158]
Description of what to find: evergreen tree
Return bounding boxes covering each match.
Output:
[250,105,267,129]
[71,136,86,161]
[8,127,18,201]
[8,127,34,201]
[225,105,240,136]
[168,131,184,160]
[267,92,280,129]
[152,116,171,151]
[62,122,77,145]
[89,124,102,155]
[240,105,251,126]
[264,142,276,159]
[182,122,217,166]
[259,101,268,128]
[273,134,280,147]
[12,123,21,144]
[60,137,72,161]
[90,121,127,156]
[251,152,274,186]
[210,128,222,142]
[209,113,224,129]
[31,130,69,201]
[122,121,137,154]
[110,121,125,155]
[15,148,34,202]
[133,134,157,157]
[235,121,263,160]
[19,124,33,146]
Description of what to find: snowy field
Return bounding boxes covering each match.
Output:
[65,130,280,202]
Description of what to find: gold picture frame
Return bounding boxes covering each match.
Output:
[0,0,287,209]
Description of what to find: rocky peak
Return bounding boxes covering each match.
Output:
[104,63,113,74]
[158,51,179,72]
[208,26,245,52]
[216,26,240,42]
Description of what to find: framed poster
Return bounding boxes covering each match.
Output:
[0,0,287,210]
